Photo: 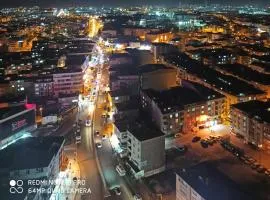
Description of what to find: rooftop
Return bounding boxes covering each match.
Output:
[164,52,265,96]
[231,100,270,123]
[128,119,164,141]
[114,96,140,112]
[143,82,224,114]
[0,136,65,170]
[217,63,270,85]
[0,104,35,120]
[176,162,253,200]
[138,64,174,74]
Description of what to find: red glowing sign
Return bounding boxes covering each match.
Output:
[11,119,27,131]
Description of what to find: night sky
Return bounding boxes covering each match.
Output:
[0,0,269,8]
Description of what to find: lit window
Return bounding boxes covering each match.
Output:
[175,113,178,117]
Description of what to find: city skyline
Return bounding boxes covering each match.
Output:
[0,0,269,8]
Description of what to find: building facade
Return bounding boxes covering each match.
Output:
[53,69,83,97]
[230,100,270,148]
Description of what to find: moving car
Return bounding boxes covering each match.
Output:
[95,131,100,136]
[85,120,91,127]
[116,165,126,176]
[75,133,81,144]
[96,143,102,148]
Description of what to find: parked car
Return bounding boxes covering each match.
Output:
[257,166,266,173]
[177,145,187,152]
[112,186,121,195]
[174,133,182,138]
[133,194,142,200]
[200,140,208,148]
[192,136,201,143]
[251,163,260,170]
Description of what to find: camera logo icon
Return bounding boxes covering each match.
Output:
[9,180,24,194]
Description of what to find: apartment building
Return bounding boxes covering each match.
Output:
[162,52,266,122]
[230,100,270,148]
[141,81,225,135]
[176,162,252,200]
[33,76,54,97]
[52,68,83,97]
[138,64,179,90]
[126,120,165,178]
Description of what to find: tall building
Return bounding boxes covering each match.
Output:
[126,120,165,178]
[52,68,83,97]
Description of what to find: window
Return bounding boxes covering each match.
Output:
[175,113,178,117]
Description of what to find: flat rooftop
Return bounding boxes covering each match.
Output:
[128,119,164,141]
[114,96,140,112]
[0,104,35,120]
[0,136,65,170]
[164,52,265,96]
[143,82,224,114]
[138,64,174,74]
[176,161,253,200]
[217,64,270,85]
[231,100,270,123]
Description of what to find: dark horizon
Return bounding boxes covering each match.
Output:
[0,0,269,9]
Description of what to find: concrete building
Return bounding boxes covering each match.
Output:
[125,48,154,66]
[145,31,174,43]
[109,64,140,95]
[141,82,225,135]
[162,52,267,122]
[0,136,65,200]
[33,76,54,97]
[176,162,252,200]
[126,120,165,178]
[52,68,83,97]
[0,103,36,149]
[109,53,133,66]
[138,64,179,90]
[152,43,178,62]
[230,100,270,148]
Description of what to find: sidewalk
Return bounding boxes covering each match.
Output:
[49,145,81,200]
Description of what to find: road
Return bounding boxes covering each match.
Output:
[93,90,134,200]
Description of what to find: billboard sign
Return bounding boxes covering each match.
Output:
[0,109,36,141]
